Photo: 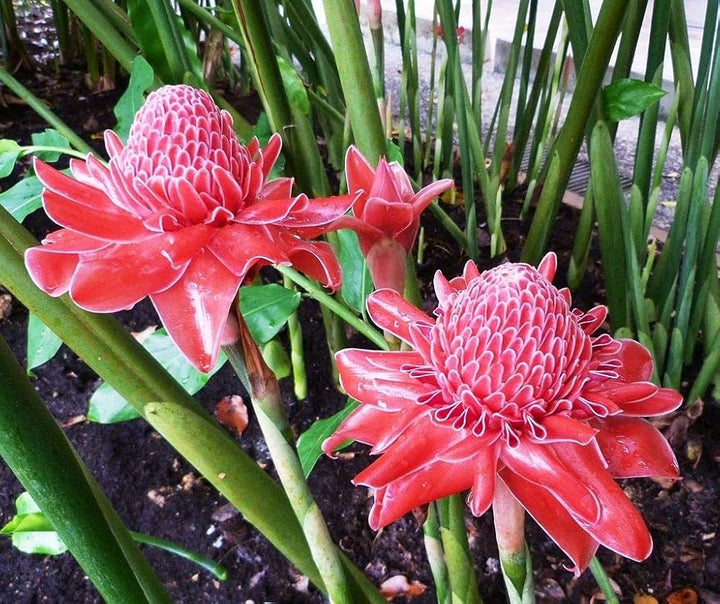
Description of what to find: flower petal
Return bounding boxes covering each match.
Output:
[336,349,432,410]
[151,249,242,372]
[536,252,557,282]
[208,223,290,277]
[259,133,282,179]
[282,237,343,291]
[345,145,375,208]
[354,417,468,487]
[366,288,433,343]
[536,415,598,444]
[617,387,683,416]
[593,416,679,479]
[360,196,416,247]
[68,225,212,312]
[367,457,476,529]
[468,444,499,516]
[501,439,601,525]
[551,441,653,561]
[273,193,359,237]
[25,230,109,296]
[614,339,655,382]
[323,401,423,455]
[409,178,454,214]
[499,470,598,574]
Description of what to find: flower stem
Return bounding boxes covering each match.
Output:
[423,503,451,604]
[276,265,388,351]
[435,495,482,603]
[493,479,534,603]
[282,275,308,400]
[589,556,619,604]
[223,321,353,604]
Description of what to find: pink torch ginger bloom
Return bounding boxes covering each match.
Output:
[25,85,356,372]
[324,254,682,573]
[340,146,453,293]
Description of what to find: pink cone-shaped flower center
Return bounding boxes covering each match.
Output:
[108,86,261,230]
[412,263,593,444]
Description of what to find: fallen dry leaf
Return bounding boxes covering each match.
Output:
[633,595,658,604]
[665,587,698,604]
[215,395,249,436]
[379,575,427,600]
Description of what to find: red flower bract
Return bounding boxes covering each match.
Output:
[324,253,682,574]
[25,85,356,372]
[338,146,453,292]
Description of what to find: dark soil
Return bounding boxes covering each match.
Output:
[1,68,720,604]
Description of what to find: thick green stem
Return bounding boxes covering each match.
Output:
[320,0,387,164]
[436,495,482,603]
[423,503,451,604]
[0,335,170,603]
[224,324,352,604]
[493,480,534,603]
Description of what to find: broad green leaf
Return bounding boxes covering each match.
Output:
[0,139,22,177]
[278,56,310,115]
[88,328,225,423]
[386,139,404,165]
[114,57,155,142]
[337,229,374,314]
[1,493,68,555]
[0,174,43,221]
[602,79,666,122]
[26,313,63,372]
[30,129,71,162]
[239,284,301,344]
[297,399,358,477]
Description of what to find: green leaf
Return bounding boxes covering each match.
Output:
[337,229,374,314]
[239,284,302,344]
[0,174,44,221]
[278,56,310,115]
[88,328,225,423]
[1,493,68,555]
[297,399,358,477]
[31,129,71,162]
[26,313,63,372]
[602,78,666,122]
[386,139,404,165]
[114,57,155,142]
[0,139,22,177]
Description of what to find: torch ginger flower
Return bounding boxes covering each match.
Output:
[340,146,453,293]
[25,85,356,372]
[324,254,681,573]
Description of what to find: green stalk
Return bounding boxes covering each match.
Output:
[522,0,629,265]
[436,495,482,603]
[320,0,387,164]
[494,480,533,603]
[423,503,451,604]
[283,275,307,400]
[0,68,94,155]
[277,265,388,350]
[589,556,619,604]
[144,0,196,81]
[223,326,353,604]
[0,335,170,603]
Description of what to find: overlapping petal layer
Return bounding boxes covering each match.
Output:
[324,253,682,573]
[25,84,354,371]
